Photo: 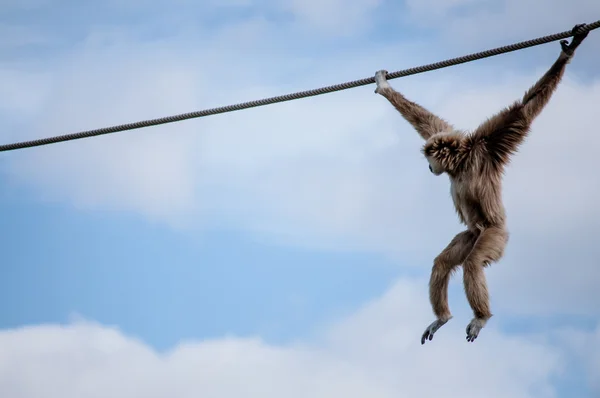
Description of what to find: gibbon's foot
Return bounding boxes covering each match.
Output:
[560,24,589,56]
[421,317,450,345]
[465,317,488,342]
[374,69,391,94]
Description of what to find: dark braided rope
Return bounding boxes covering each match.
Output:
[1,21,599,153]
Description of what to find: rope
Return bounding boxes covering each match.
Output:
[1,20,599,153]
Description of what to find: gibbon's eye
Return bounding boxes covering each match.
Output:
[429,164,433,172]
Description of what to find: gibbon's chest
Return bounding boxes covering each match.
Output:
[449,176,482,222]
[450,177,473,204]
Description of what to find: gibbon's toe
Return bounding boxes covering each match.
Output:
[421,329,432,345]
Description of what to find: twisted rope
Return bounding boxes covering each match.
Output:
[1,20,599,153]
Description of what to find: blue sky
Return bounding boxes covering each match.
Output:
[1,1,600,397]
[0,182,399,349]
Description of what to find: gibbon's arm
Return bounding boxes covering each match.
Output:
[474,25,588,167]
[374,70,453,141]
[520,49,572,121]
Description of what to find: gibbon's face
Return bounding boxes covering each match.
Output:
[426,155,445,176]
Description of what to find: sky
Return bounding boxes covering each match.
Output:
[1,0,600,397]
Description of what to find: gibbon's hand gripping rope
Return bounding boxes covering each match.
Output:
[1,20,599,153]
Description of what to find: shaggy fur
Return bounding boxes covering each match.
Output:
[373,24,589,344]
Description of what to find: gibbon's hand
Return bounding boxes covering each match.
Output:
[560,24,589,55]
[374,69,390,94]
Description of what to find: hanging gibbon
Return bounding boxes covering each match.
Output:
[373,24,589,343]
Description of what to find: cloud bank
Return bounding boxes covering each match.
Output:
[1,279,597,398]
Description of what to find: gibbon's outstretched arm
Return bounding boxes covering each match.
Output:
[474,24,589,167]
[374,70,454,141]
[522,27,589,121]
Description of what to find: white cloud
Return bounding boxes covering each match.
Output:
[403,0,600,51]
[404,0,487,19]
[1,278,595,398]
[281,0,383,36]
[405,0,597,34]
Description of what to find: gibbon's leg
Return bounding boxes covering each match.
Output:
[462,226,508,342]
[374,70,453,141]
[421,230,478,345]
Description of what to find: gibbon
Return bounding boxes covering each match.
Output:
[373,24,589,344]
